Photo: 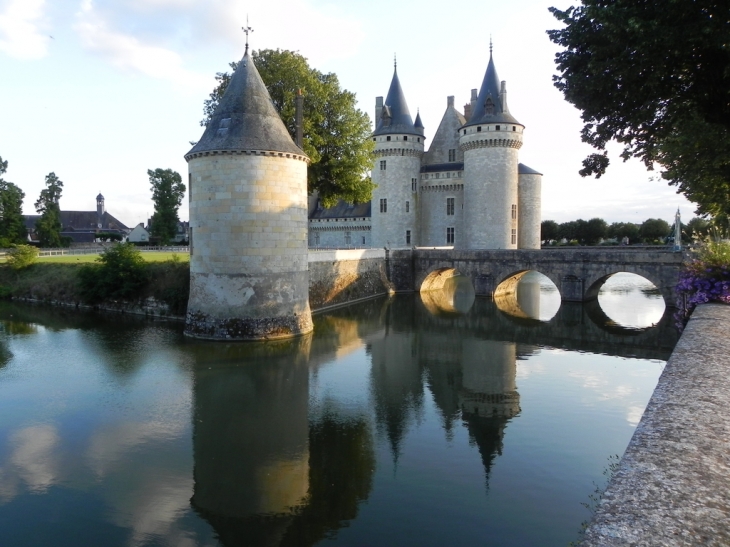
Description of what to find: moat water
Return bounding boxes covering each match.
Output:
[0,273,677,546]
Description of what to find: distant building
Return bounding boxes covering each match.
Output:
[25,193,130,244]
[127,223,150,243]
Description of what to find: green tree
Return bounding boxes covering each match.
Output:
[580,217,608,245]
[6,244,38,270]
[607,222,640,243]
[34,172,63,248]
[202,49,375,207]
[559,220,579,242]
[79,243,149,303]
[148,168,185,246]
[0,156,27,246]
[541,220,560,244]
[639,218,671,243]
[685,217,712,240]
[548,1,730,217]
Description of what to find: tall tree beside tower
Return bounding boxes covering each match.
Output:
[35,172,63,248]
[148,168,185,246]
[0,155,27,246]
[202,49,375,207]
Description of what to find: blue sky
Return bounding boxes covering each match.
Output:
[0,0,695,228]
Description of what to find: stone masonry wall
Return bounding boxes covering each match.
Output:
[518,172,541,249]
[460,124,523,249]
[308,249,391,310]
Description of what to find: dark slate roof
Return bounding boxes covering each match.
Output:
[96,193,104,200]
[464,52,521,127]
[24,211,130,233]
[373,68,424,137]
[423,102,467,166]
[421,162,464,173]
[518,163,543,175]
[309,199,371,220]
[186,50,304,158]
[414,111,424,129]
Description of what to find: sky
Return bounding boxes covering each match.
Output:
[0,0,697,228]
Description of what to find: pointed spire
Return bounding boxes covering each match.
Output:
[464,44,521,127]
[187,47,304,158]
[242,16,253,55]
[373,60,424,137]
[414,108,424,129]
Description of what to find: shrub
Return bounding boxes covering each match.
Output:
[675,237,730,329]
[79,243,149,303]
[6,245,39,270]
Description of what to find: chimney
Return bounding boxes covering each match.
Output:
[464,102,472,120]
[375,96,383,127]
[447,95,455,108]
[295,89,304,148]
[500,81,508,112]
[470,88,478,110]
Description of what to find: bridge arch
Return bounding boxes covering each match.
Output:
[420,267,463,292]
[584,268,673,306]
[493,270,561,322]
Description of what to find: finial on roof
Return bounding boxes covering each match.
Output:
[489,35,493,55]
[242,15,253,55]
[394,53,397,70]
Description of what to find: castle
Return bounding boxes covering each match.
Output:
[309,49,542,250]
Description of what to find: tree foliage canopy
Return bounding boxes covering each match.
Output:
[0,155,26,246]
[34,172,63,248]
[202,49,375,207]
[548,0,730,218]
[148,168,185,246]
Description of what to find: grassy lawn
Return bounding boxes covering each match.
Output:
[2,251,190,264]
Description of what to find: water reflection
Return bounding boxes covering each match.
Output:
[0,289,678,547]
[188,336,376,546]
[598,273,666,329]
[420,275,476,315]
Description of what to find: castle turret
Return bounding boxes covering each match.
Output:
[184,45,312,340]
[96,193,105,227]
[517,163,543,249]
[459,49,524,249]
[371,62,424,248]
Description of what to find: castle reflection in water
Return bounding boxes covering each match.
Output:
[186,277,677,546]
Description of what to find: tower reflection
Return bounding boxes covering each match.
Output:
[369,288,523,485]
[188,332,376,547]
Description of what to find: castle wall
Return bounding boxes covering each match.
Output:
[460,126,523,249]
[418,175,464,247]
[309,219,371,248]
[186,152,313,339]
[371,135,423,248]
[518,173,542,249]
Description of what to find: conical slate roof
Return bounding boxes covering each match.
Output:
[373,67,424,137]
[186,50,304,158]
[414,111,424,129]
[464,52,521,127]
[518,163,542,175]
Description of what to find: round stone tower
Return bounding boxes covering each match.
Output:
[184,46,312,340]
[371,64,424,248]
[459,49,524,250]
[517,163,543,249]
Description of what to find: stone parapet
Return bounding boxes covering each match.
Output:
[580,303,730,546]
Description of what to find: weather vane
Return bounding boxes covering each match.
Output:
[243,15,253,54]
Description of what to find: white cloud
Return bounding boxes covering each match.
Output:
[0,0,49,59]
[0,424,61,503]
[74,0,210,90]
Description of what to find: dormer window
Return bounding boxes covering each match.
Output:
[485,97,495,115]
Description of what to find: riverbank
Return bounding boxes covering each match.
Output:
[581,302,730,546]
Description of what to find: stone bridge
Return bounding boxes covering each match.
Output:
[387,248,686,306]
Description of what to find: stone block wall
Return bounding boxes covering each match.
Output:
[308,249,391,310]
[518,172,541,249]
[460,125,523,249]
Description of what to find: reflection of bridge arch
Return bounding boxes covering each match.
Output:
[584,269,663,301]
